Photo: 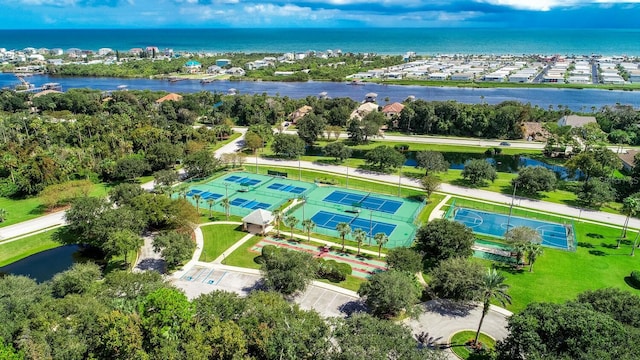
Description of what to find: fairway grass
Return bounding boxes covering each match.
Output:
[0,229,61,266]
[199,224,247,262]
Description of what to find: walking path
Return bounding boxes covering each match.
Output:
[429,194,452,221]
[133,234,166,273]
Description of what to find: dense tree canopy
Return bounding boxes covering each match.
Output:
[414,219,475,266]
[513,166,557,195]
[358,270,422,319]
[461,159,497,186]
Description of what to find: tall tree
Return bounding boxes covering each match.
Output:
[193,193,202,214]
[474,268,511,344]
[336,222,352,252]
[271,133,306,159]
[525,243,543,272]
[621,194,640,240]
[296,113,327,146]
[260,246,318,295]
[420,175,441,200]
[374,232,389,258]
[272,209,283,237]
[505,226,541,265]
[152,231,195,268]
[285,215,299,240]
[106,229,143,266]
[220,198,230,220]
[301,219,315,242]
[513,166,557,195]
[415,151,449,175]
[364,145,405,172]
[353,228,367,256]
[206,199,215,218]
[415,219,475,267]
[461,159,497,186]
[358,270,422,319]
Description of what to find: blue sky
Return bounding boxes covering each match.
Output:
[1,0,639,29]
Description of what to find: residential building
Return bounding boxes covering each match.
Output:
[618,150,638,172]
[183,60,202,74]
[381,102,405,120]
[155,93,183,104]
[558,115,597,128]
[288,105,313,124]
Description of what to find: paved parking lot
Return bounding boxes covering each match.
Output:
[172,264,360,318]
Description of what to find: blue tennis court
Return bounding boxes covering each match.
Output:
[267,183,306,194]
[187,189,223,200]
[310,210,397,237]
[323,190,403,214]
[224,175,261,186]
[230,197,271,210]
[453,208,569,249]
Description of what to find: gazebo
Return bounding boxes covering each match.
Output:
[242,209,274,235]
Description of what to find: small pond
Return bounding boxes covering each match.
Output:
[0,245,83,282]
[405,153,579,180]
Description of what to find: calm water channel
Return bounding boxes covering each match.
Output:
[2,73,640,111]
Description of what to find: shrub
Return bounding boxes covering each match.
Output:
[317,259,352,282]
[261,245,277,260]
[630,270,640,288]
[394,144,410,153]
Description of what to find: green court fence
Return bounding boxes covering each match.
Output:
[444,199,457,219]
[448,197,567,224]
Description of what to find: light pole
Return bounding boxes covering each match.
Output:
[224,182,229,199]
[346,163,349,189]
[369,210,373,245]
[255,150,258,174]
[506,181,517,231]
[398,168,402,196]
[298,155,301,181]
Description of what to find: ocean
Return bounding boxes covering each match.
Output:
[1,28,640,55]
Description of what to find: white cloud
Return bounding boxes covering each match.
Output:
[476,0,640,11]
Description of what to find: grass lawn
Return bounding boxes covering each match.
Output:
[442,196,640,312]
[199,224,248,262]
[0,229,61,266]
[418,193,446,224]
[496,221,640,312]
[450,331,495,360]
[222,235,263,269]
[0,182,113,228]
[316,275,364,292]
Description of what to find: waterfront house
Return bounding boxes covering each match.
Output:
[206,65,222,74]
[225,67,246,76]
[350,102,379,121]
[129,48,143,56]
[618,150,638,172]
[155,93,183,104]
[98,48,113,56]
[558,115,597,128]
[216,59,231,67]
[288,105,313,124]
[381,102,405,120]
[183,60,202,74]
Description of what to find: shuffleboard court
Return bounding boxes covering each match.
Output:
[310,210,396,237]
[453,207,570,250]
[323,190,403,214]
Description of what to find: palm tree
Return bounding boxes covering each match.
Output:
[353,229,366,256]
[272,210,284,238]
[474,268,511,344]
[631,231,640,256]
[301,219,315,242]
[285,215,299,241]
[207,199,215,218]
[336,222,351,252]
[505,226,540,266]
[374,232,388,258]
[193,194,202,214]
[620,195,640,246]
[525,243,543,272]
[179,190,187,199]
[221,198,230,220]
